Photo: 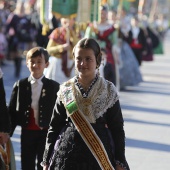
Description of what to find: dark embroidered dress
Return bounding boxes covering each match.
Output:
[42,77,129,170]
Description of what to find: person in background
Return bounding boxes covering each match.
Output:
[125,16,147,66]
[35,15,60,48]
[99,49,116,84]
[32,1,60,48]
[44,17,80,84]
[0,67,16,170]
[41,38,130,170]
[0,26,8,66]
[85,5,120,88]
[112,9,143,90]
[6,1,36,78]
[8,47,60,170]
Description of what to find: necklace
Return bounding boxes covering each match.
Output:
[75,76,98,98]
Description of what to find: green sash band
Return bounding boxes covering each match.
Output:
[62,83,78,115]
[66,101,78,115]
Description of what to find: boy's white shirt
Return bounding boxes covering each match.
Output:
[30,75,44,126]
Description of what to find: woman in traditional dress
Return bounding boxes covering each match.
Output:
[118,15,143,90]
[44,17,80,84]
[41,38,130,170]
[108,9,142,90]
[84,5,119,88]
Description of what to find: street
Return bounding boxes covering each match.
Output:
[120,33,170,169]
[2,33,170,169]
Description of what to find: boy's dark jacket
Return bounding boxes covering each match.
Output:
[8,76,60,136]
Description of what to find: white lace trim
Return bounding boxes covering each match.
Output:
[58,77,119,123]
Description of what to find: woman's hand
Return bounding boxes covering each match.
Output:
[116,165,125,170]
[63,43,70,51]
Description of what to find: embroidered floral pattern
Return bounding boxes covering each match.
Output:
[42,123,76,170]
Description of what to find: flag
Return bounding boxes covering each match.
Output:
[52,0,78,19]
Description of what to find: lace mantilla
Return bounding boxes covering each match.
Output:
[58,76,119,123]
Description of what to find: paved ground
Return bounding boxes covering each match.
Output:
[2,33,170,169]
[120,36,170,169]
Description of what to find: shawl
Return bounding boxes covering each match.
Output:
[58,76,119,123]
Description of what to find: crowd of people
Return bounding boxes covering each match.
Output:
[0,0,169,170]
[0,1,168,86]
